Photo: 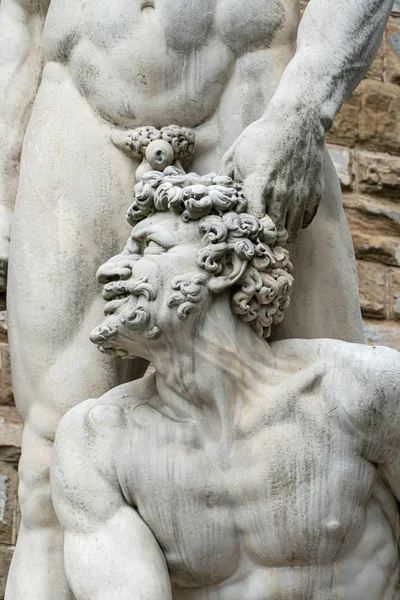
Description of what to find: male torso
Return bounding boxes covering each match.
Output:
[77,340,399,600]
[42,0,298,137]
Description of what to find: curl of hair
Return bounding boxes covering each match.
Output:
[197,212,293,340]
[126,169,293,339]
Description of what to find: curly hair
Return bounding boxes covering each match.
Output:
[127,167,293,340]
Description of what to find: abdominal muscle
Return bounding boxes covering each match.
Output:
[42,0,298,134]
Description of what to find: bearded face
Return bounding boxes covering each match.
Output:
[90,213,212,358]
[90,206,293,358]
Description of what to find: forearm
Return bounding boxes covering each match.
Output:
[268,0,393,130]
[0,0,46,213]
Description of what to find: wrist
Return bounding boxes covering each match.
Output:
[267,51,343,134]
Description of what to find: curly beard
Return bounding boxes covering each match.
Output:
[90,276,161,357]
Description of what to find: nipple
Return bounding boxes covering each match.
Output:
[326,520,342,537]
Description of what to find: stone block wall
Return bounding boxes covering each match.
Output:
[301,0,400,351]
[0,5,400,596]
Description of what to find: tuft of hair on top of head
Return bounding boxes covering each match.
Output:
[127,167,293,340]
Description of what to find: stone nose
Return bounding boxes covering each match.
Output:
[96,257,134,284]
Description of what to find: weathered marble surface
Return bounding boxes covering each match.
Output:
[0,0,394,597]
[51,164,400,599]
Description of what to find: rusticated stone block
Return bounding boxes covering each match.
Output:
[354,150,400,198]
[357,261,388,319]
[0,465,18,546]
[364,319,400,351]
[386,17,400,85]
[0,345,13,407]
[0,407,22,464]
[358,80,400,154]
[328,144,352,187]
[390,268,400,320]
[343,193,400,267]
[0,546,13,600]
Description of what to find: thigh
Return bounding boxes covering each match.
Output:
[7,62,146,428]
[273,149,364,343]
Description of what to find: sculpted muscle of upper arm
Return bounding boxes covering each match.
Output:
[0,0,49,289]
[222,0,394,242]
[336,345,400,499]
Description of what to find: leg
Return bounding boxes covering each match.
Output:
[6,63,147,599]
[274,148,364,343]
[51,400,172,600]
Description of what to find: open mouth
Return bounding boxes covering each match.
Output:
[104,295,130,315]
[102,281,132,314]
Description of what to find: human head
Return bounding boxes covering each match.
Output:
[90,168,293,357]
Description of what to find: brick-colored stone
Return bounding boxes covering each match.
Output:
[0,408,22,460]
[357,261,388,318]
[390,268,400,320]
[364,319,400,351]
[358,80,400,154]
[0,314,6,345]
[367,38,385,82]
[328,144,352,187]
[354,150,400,198]
[0,465,18,547]
[386,16,400,86]
[0,346,13,407]
[0,546,13,600]
[344,194,400,266]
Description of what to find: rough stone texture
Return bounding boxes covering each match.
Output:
[354,150,400,198]
[390,268,400,320]
[357,261,388,319]
[0,548,13,600]
[0,313,20,599]
[386,17,400,85]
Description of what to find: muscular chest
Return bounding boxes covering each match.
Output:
[128,400,375,587]
[44,0,296,57]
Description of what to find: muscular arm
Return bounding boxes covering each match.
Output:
[272,0,393,130]
[336,344,400,499]
[222,0,393,241]
[0,0,48,287]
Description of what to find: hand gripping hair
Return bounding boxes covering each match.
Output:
[127,166,293,340]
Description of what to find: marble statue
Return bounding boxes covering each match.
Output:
[0,0,394,597]
[51,159,400,599]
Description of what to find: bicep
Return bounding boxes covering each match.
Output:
[65,505,172,600]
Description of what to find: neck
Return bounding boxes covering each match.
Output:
[150,295,273,442]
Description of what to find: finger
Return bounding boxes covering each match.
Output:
[267,191,288,239]
[242,174,272,219]
[286,203,305,244]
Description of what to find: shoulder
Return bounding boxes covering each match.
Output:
[55,375,158,457]
[329,343,400,451]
